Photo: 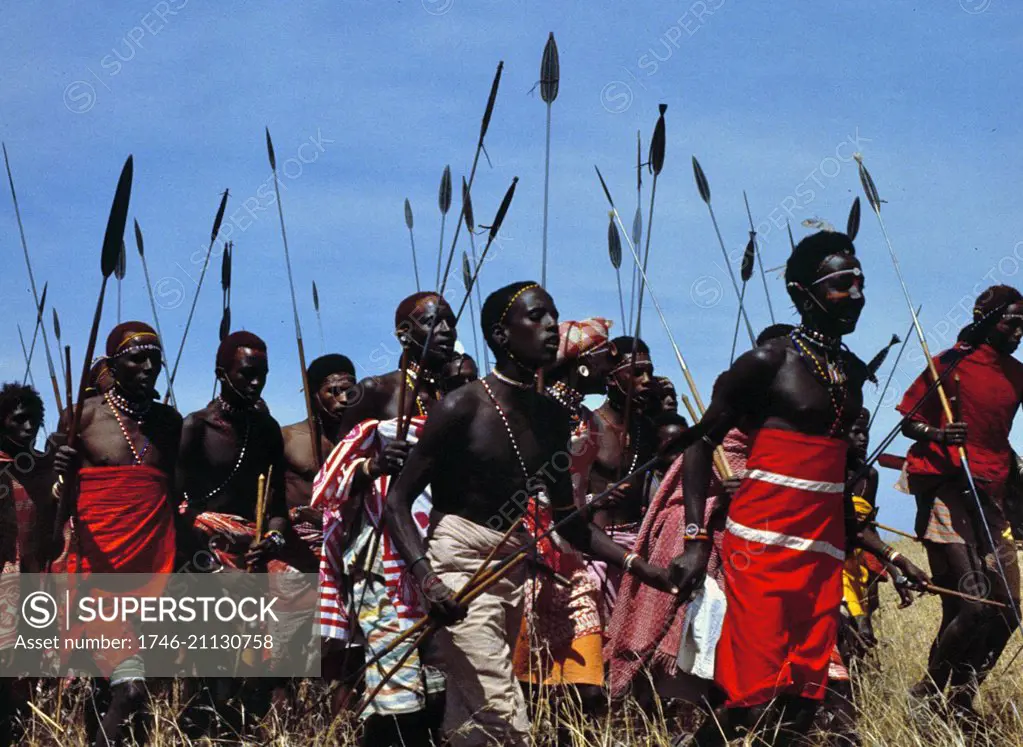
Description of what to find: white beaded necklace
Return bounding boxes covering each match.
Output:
[480,378,547,501]
[104,391,150,465]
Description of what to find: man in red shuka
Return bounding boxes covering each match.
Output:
[900,285,1023,721]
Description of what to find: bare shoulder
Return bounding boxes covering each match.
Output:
[430,380,483,422]
[149,401,183,427]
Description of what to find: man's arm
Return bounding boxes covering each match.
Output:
[383,391,472,622]
[337,376,384,439]
[670,345,782,597]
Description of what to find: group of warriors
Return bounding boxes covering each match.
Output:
[1,228,1023,746]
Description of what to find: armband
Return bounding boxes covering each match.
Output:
[264,529,286,549]
[623,552,639,573]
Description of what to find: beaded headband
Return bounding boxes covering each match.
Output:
[107,331,162,360]
[499,284,540,324]
[812,267,862,286]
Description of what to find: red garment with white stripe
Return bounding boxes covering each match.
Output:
[715,428,848,708]
[311,417,431,641]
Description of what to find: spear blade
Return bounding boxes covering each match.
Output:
[847,196,861,241]
[219,307,231,342]
[52,308,61,342]
[312,281,320,313]
[692,156,710,204]
[594,165,616,208]
[631,205,642,249]
[488,176,518,243]
[439,165,452,215]
[115,240,127,280]
[211,189,229,246]
[856,155,881,214]
[608,213,622,270]
[37,282,48,321]
[221,241,232,292]
[461,176,475,232]
[134,218,144,257]
[649,104,667,176]
[740,237,755,283]
[101,156,134,278]
[540,32,559,103]
[265,127,277,171]
[461,251,472,293]
[480,61,504,142]
[404,198,413,230]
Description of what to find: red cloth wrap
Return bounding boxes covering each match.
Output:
[898,343,1023,484]
[64,465,175,676]
[68,465,175,574]
[715,428,847,708]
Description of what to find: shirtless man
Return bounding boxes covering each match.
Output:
[669,232,927,745]
[54,322,181,747]
[587,336,660,624]
[176,330,288,735]
[384,281,674,746]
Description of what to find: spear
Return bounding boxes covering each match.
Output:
[728,237,755,364]
[629,131,643,331]
[133,219,176,407]
[868,310,917,430]
[607,213,627,328]
[786,220,797,251]
[847,196,862,241]
[743,191,775,323]
[166,189,230,396]
[3,143,63,419]
[115,239,127,323]
[461,176,489,371]
[266,127,322,468]
[22,283,47,386]
[454,177,519,323]
[461,252,482,368]
[221,241,233,343]
[51,155,133,563]
[693,156,755,346]
[594,166,733,479]
[435,165,452,290]
[539,32,559,287]
[52,308,69,396]
[856,153,1022,635]
[312,281,325,353]
[404,198,420,291]
[17,325,36,388]
[438,61,504,296]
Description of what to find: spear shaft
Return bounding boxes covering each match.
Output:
[18,325,36,388]
[3,144,62,419]
[22,285,46,386]
[134,222,177,406]
[868,310,917,430]
[743,191,775,323]
[267,129,322,469]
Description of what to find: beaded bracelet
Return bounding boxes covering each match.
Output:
[264,529,285,549]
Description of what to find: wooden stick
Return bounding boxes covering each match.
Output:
[872,521,920,542]
[923,582,1007,609]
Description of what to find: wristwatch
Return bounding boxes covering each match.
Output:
[684,522,710,542]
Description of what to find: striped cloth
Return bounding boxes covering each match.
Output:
[311,417,432,641]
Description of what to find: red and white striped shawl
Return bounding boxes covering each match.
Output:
[311,417,431,641]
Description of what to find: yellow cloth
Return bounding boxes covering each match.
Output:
[843,495,875,618]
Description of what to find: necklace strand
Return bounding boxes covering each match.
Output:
[104,392,150,465]
[790,330,847,436]
[480,378,544,500]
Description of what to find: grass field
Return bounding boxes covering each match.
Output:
[13,541,1023,745]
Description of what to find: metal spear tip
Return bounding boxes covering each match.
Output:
[461,251,472,292]
[312,281,319,312]
[692,156,710,204]
[608,216,622,270]
[211,189,230,245]
[847,197,861,241]
[540,32,559,104]
[594,165,615,208]
[52,308,61,341]
[37,282,48,319]
[857,159,882,214]
[222,242,232,291]
[741,238,755,283]
[488,176,518,242]
[265,127,277,170]
[439,165,453,215]
[404,198,413,230]
[649,105,667,176]
[219,307,231,342]
[480,61,504,141]
[461,176,475,232]
[133,218,144,257]
[101,155,134,278]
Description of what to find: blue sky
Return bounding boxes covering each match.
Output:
[2,1,1020,530]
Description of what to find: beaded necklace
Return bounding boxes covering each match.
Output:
[545,380,585,416]
[404,361,438,418]
[790,326,848,436]
[104,391,151,465]
[480,378,547,502]
[184,407,252,506]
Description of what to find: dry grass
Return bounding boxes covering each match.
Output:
[12,542,1023,745]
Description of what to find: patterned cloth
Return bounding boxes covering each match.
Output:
[605,429,750,698]
[555,317,612,366]
[587,521,641,632]
[312,417,432,641]
[188,511,301,573]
